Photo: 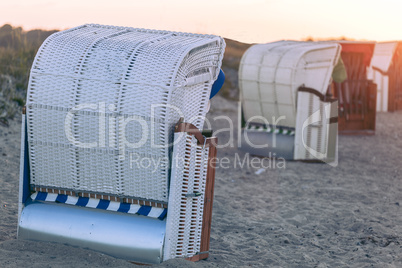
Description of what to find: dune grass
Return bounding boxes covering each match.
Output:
[0,25,56,125]
[219,38,252,100]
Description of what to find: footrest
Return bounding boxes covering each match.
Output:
[18,201,166,264]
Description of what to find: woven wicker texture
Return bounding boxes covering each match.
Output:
[239,41,340,128]
[164,132,209,260]
[26,24,225,203]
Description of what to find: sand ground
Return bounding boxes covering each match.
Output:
[1,96,402,267]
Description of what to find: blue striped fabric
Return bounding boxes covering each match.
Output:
[30,192,167,220]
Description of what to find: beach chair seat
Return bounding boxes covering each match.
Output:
[238,41,340,162]
[18,24,225,264]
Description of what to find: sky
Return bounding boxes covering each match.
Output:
[0,0,402,43]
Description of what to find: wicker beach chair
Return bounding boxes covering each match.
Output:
[17,24,225,264]
[238,41,340,162]
[368,41,402,112]
[331,41,377,135]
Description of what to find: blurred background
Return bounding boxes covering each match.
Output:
[0,0,401,125]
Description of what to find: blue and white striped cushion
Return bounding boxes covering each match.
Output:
[30,192,167,220]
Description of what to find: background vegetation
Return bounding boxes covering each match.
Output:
[0,24,56,125]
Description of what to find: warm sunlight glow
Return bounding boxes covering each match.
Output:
[0,0,401,43]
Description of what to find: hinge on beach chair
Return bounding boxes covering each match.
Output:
[175,121,217,147]
[185,191,202,198]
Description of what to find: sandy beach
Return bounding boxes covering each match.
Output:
[1,95,402,267]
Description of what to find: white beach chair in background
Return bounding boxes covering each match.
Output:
[368,42,402,112]
[238,41,340,162]
[18,24,225,264]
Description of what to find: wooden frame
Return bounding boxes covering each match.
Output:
[175,121,217,261]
